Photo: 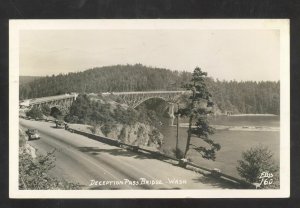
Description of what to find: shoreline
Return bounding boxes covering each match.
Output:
[172,123,280,132]
[227,114,278,117]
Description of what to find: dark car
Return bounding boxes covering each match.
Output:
[26,129,40,140]
[55,120,65,128]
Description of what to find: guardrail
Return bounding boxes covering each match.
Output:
[69,128,118,146]
[186,162,254,188]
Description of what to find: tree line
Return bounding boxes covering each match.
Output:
[20,64,280,115]
[205,78,280,115]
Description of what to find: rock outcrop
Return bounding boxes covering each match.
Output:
[90,123,163,149]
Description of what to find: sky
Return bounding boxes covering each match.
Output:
[19,29,280,81]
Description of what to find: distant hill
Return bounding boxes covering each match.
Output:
[19,64,191,99]
[19,64,280,115]
[19,76,42,85]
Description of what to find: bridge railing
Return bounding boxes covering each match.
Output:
[24,94,77,105]
[101,91,187,96]
[65,125,255,189]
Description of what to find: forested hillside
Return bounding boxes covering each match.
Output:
[205,79,280,115]
[19,76,41,85]
[20,64,191,99]
[20,64,280,115]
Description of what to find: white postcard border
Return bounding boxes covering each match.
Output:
[9,19,290,198]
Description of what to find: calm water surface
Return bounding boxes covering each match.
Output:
[159,115,280,178]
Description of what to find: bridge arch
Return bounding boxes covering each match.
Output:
[21,94,78,115]
[131,96,171,109]
[103,91,188,119]
[132,96,176,120]
[50,106,63,118]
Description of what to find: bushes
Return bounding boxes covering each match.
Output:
[41,104,51,116]
[19,126,80,190]
[118,126,127,141]
[149,129,162,146]
[172,148,185,160]
[66,94,160,127]
[64,115,79,123]
[19,149,80,190]
[100,123,116,136]
[19,128,27,147]
[237,146,279,188]
[26,106,43,119]
[113,105,138,125]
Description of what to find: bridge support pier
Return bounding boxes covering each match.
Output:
[168,103,175,126]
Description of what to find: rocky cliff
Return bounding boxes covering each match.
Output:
[88,122,163,149]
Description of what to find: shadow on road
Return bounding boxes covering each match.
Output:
[50,126,64,129]
[77,146,153,160]
[78,146,182,168]
[192,174,242,189]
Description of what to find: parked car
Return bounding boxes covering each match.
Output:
[26,129,40,140]
[55,120,65,128]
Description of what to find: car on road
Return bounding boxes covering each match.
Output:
[26,129,40,140]
[55,120,65,128]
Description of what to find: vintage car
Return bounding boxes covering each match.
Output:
[55,120,65,128]
[26,129,40,140]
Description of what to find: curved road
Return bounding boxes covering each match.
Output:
[20,119,233,190]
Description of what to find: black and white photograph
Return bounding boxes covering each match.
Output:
[9,19,290,198]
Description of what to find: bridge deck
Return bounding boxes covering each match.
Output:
[102,91,187,95]
[20,91,188,107]
[21,94,77,106]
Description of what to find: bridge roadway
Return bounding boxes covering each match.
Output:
[20,118,232,190]
[20,91,187,107]
[20,94,77,106]
[102,91,188,109]
[101,91,186,95]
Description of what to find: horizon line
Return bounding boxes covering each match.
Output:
[19,64,280,82]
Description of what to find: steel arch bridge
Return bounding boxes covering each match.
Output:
[102,91,187,109]
[19,91,189,117]
[102,91,189,119]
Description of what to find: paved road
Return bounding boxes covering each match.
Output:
[20,119,233,190]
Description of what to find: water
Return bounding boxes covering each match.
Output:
[159,115,280,178]
[208,115,280,127]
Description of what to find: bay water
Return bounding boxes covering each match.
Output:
[159,115,280,178]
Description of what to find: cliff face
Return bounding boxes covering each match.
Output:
[90,123,163,149]
[66,94,165,150]
[118,123,163,148]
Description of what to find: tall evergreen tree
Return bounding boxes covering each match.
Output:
[179,67,221,160]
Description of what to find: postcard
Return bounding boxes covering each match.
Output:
[9,19,290,198]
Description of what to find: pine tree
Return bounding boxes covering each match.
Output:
[179,67,221,160]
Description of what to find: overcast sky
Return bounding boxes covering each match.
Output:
[19,29,280,81]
